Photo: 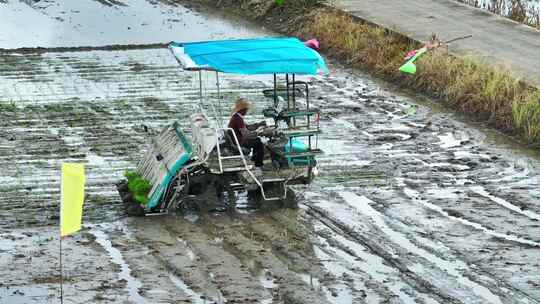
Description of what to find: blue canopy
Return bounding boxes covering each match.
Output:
[169,38,328,75]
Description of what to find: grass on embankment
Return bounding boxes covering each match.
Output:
[200,0,540,147]
[302,10,540,146]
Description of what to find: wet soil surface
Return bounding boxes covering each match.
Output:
[0,0,267,48]
[1,1,540,304]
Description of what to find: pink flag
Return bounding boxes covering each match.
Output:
[304,39,320,51]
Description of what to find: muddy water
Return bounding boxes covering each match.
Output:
[1,1,540,304]
[0,0,269,48]
[90,229,146,303]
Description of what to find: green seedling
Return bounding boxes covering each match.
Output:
[124,170,151,205]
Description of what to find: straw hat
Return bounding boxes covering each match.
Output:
[233,97,251,113]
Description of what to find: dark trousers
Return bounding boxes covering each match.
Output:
[243,138,264,167]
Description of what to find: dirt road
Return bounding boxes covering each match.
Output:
[1,1,539,303]
[336,0,540,86]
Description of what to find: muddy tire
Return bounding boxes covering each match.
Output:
[175,195,202,213]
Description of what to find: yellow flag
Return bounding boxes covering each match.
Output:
[60,163,86,237]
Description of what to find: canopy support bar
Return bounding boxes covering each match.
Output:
[286,74,290,111]
[273,74,278,108]
[216,71,224,128]
[198,70,203,104]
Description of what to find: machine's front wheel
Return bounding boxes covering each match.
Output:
[168,165,210,212]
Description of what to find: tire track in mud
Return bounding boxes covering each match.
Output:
[469,186,540,222]
[300,187,540,303]
[89,229,146,303]
[307,191,530,304]
[402,187,540,247]
[307,207,444,304]
[294,72,540,303]
[128,213,335,303]
[0,43,168,54]
[91,0,128,7]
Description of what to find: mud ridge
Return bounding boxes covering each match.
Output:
[0,43,168,54]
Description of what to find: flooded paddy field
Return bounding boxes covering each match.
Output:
[1,1,540,303]
[0,0,263,48]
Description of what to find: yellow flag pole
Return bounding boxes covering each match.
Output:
[59,235,63,304]
[59,163,86,304]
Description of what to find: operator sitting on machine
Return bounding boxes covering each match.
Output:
[228,97,268,175]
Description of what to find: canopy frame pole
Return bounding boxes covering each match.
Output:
[292,74,296,128]
[216,71,224,127]
[286,74,290,112]
[286,74,293,154]
[306,84,312,151]
[200,71,220,128]
[273,74,278,108]
[198,70,203,105]
[196,70,205,115]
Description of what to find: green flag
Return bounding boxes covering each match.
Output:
[399,60,417,74]
[276,0,285,6]
[399,47,428,75]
